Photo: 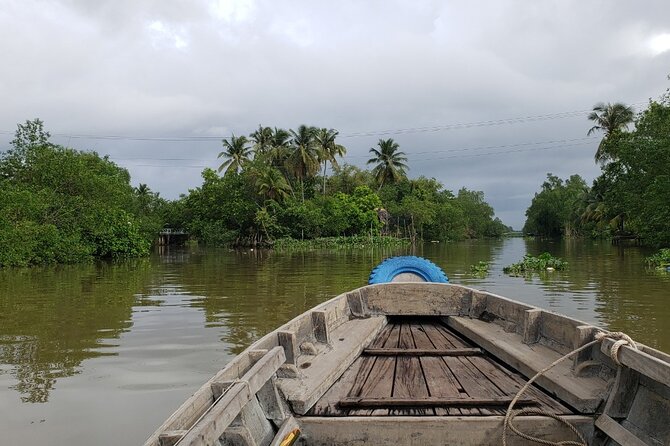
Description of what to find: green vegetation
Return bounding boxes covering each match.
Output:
[523,77,670,247]
[646,248,670,270]
[171,125,510,247]
[0,120,167,267]
[503,253,568,275]
[274,235,410,250]
[2,121,510,267]
[470,261,490,277]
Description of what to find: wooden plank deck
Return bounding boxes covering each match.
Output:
[308,317,571,417]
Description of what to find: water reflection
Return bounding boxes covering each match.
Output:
[0,260,155,402]
[160,247,410,353]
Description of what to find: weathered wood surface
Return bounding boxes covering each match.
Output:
[298,416,595,446]
[311,310,329,344]
[268,416,300,446]
[600,337,670,388]
[362,347,482,356]
[277,316,386,415]
[447,316,606,413]
[348,323,398,416]
[309,319,570,417]
[145,290,356,446]
[220,396,274,446]
[176,347,285,446]
[595,415,647,446]
[158,430,187,446]
[360,283,472,316]
[603,366,640,418]
[339,396,537,408]
[620,382,670,446]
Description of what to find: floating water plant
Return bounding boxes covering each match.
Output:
[470,261,490,277]
[503,252,567,275]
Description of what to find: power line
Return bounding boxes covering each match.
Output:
[0,101,647,143]
[114,138,593,168]
[107,135,598,163]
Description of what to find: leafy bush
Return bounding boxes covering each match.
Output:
[646,248,670,270]
[503,252,567,275]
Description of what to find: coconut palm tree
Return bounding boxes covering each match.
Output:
[218,134,251,175]
[315,128,347,195]
[269,127,291,169]
[249,125,274,157]
[287,125,320,201]
[587,102,635,164]
[367,138,409,189]
[253,166,292,202]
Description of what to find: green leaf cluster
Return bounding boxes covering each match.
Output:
[503,253,568,275]
[646,248,670,270]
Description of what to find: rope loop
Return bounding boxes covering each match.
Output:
[502,330,635,446]
[594,331,638,365]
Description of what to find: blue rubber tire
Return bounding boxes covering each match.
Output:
[368,256,449,284]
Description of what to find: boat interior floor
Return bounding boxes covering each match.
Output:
[308,317,572,417]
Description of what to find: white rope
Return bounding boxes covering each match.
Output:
[502,331,636,446]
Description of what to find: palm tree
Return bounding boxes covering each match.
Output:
[587,102,635,164]
[253,166,292,202]
[367,138,409,189]
[287,125,320,201]
[269,127,291,169]
[218,134,251,175]
[315,128,347,195]
[249,125,274,157]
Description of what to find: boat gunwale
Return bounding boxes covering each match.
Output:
[144,282,670,446]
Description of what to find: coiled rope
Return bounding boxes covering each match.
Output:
[502,331,637,446]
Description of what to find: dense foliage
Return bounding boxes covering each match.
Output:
[171,124,510,246]
[2,121,510,266]
[523,78,670,248]
[0,120,165,267]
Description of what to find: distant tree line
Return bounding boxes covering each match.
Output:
[0,121,510,267]
[523,77,670,247]
[168,124,510,246]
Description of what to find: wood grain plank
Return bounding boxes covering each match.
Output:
[411,323,462,416]
[391,323,432,416]
[349,322,400,416]
[307,357,365,416]
[423,323,500,415]
[363,348,482,356]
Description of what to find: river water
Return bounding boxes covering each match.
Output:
[0,238,668,445]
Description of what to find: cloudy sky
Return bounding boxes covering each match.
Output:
[1,0,669,228]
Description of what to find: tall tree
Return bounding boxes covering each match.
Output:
[249,125,274,156]
[217,134,251,176]
[587,102,635,164]
[367,138,408,189]
[252,166,292,202]
[315,128,346,195]
[287,125,319,201]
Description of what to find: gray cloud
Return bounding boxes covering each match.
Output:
[1,0,669,228]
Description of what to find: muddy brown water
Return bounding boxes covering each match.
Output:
[1,238,668,445]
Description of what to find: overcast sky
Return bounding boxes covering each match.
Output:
[1,0,669,228]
